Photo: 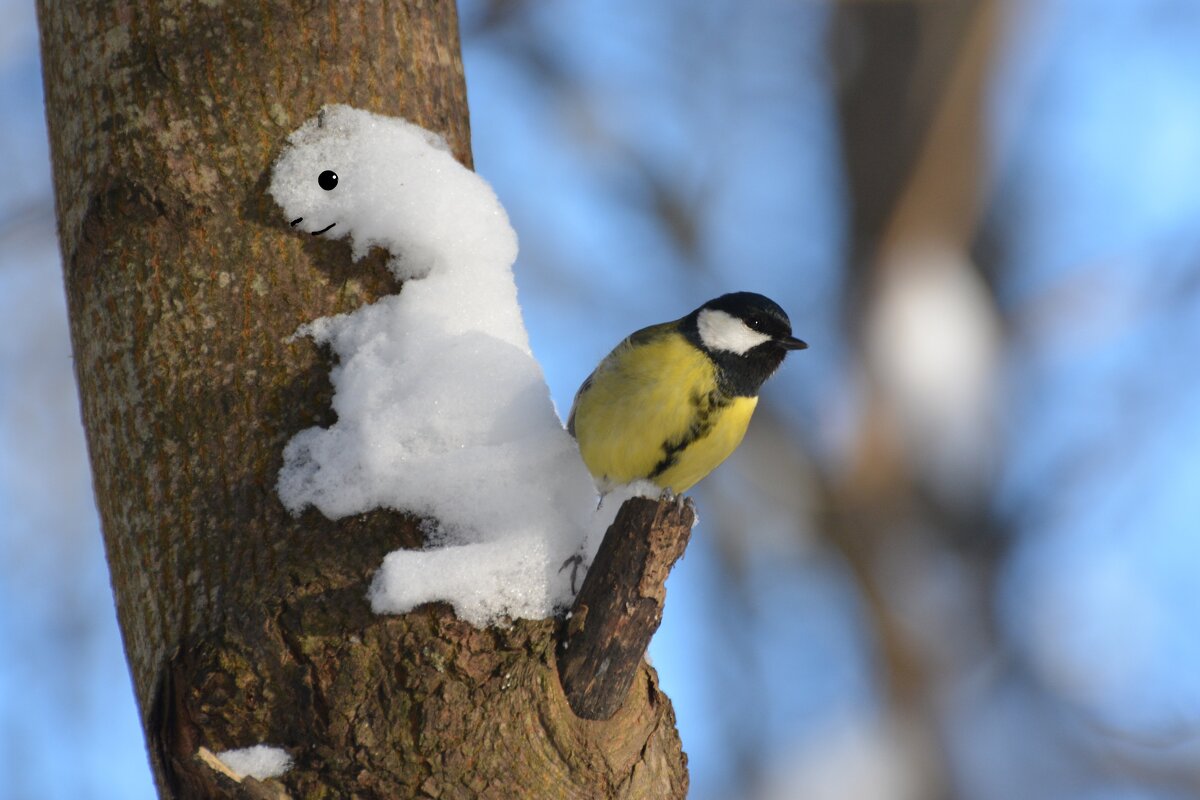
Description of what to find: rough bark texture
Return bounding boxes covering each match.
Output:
[37,2,687,796]
[156,533,686,799]
[558,497,695,720]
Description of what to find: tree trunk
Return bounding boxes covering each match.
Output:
[36,2,687,796]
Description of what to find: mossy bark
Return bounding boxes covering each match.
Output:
[37,2,687,796]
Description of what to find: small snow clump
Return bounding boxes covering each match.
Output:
[215,745,293,780]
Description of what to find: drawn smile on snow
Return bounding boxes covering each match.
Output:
[289,217,337,236]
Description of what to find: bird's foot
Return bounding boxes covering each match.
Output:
[559,553,585,595]
[658,487,693,511]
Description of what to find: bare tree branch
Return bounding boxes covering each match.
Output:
[557,496,695,720]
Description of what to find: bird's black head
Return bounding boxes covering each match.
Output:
[683,292,807,396]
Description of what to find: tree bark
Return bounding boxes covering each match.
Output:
[37,2,687,796]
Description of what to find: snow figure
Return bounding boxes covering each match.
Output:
[269,105,600,625]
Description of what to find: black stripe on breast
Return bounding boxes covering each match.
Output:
[649,389,731,479]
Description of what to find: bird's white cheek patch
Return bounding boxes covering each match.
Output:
[697,309,771,354]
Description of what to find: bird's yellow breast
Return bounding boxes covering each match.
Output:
[569,329,759,494]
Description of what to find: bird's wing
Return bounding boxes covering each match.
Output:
[565,374,591,437]
[566,322,674,438]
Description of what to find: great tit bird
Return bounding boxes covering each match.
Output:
[568,292,807,495]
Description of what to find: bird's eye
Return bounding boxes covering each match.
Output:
[318,170,339,191]
[745,317,764,331]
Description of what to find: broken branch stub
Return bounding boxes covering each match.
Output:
[557,496,696,720]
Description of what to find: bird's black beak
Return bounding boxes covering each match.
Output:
[779,336,808,351]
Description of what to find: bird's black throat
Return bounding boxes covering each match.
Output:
[708,343,788,397]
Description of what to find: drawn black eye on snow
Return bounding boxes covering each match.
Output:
[318,170,339,190]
